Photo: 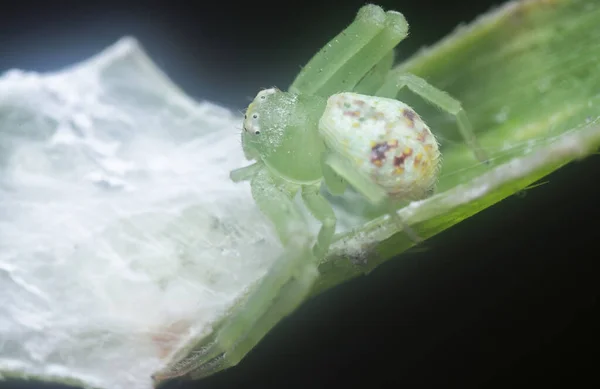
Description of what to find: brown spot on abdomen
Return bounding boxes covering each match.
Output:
[394,155,406,167]
[417,128,429,142]
[370,142,389,166]
[370,140,398,167]
[393,146,413,174]
[402,108,417,128]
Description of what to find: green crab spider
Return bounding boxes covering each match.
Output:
[153,4,488,382]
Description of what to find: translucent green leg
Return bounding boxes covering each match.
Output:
[324,153,421,241]
[321,156,348,195]
[376,71,489,163]
[353,51,395,95]
[289,5,408,97]
[325,153,387,204]
[187,243,318,380]
[289,4,386,96]
[316,11,408,96]
[154,169,319,381]
[230,162,262,182]
[301,185,337,259]
[168,245,319,382]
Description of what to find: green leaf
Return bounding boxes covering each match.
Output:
[315,0,600,295]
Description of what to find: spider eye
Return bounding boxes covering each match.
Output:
[252,114,258,119]
[254,130,260,135]
[244,114,247,119]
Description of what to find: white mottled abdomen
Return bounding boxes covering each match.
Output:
[318,92,441,200]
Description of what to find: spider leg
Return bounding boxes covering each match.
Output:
[229,162,262,182]
[376,71,490,163]
[324,152,422,242]
[353,50,395,95]
[171,243,318,381]
[301,184,337,259]
[321,154,348,195]
[289,5,408,97]
[155,168,319,381]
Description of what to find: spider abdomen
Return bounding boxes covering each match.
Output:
[319,92,441,200]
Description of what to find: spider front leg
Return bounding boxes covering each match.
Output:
[230,162,262,182]
[156,168,319,381]
[290,5,408,97]
[376,71,489,163]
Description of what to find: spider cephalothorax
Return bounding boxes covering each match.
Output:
[242,87,328,182]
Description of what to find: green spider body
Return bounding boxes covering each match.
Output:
[243,89,441,202]
[154,4,489,382]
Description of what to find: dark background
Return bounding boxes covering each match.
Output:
[1,0,598,388]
